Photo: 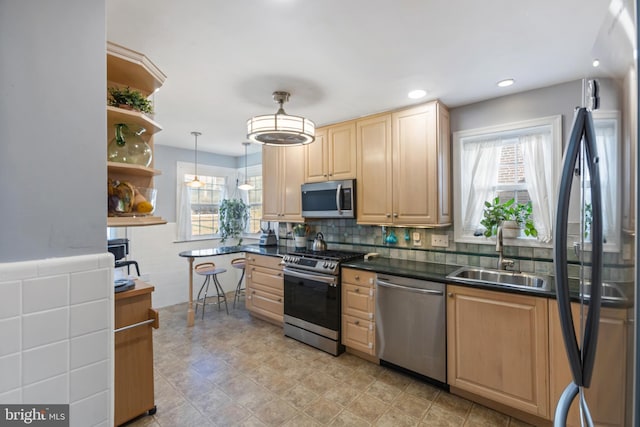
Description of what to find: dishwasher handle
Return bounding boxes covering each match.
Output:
[376,279,444,296]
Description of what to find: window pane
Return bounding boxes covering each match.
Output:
[184,173,225,236]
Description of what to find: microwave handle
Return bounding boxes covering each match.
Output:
[336,184,342,214]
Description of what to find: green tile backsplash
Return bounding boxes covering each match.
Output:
[279,219,634,282]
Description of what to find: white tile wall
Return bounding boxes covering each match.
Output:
[0,253,113,426]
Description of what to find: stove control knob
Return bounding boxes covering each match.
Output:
[330,263,336,270]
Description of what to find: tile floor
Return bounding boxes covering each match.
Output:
[124,301,535,427]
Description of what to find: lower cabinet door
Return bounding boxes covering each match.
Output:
[248,288,283,323]
[342,314,374,355]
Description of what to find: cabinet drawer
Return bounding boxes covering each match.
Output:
[343,283,374,320]
[248,266,283,293]
[248,288,283,322]
[342,314,375,355]
[246,254,283,270]
[342,268,375,287]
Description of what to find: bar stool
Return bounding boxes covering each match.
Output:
[194,262,228,318]
[231,257,246,308]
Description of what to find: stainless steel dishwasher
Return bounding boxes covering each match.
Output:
[376,274,446,384]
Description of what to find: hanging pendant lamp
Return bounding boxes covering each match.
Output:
[238,142,254,190]
[246,91,315,146]
[187,131,204,188]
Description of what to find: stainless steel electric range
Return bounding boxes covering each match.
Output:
[282,249,365,356]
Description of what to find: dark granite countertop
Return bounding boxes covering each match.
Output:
[178,244,287,258]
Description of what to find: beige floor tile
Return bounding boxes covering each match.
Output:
[366,379,405,403]
[149,303,522,427]
[347,393,389,423]
[465,403,510,426]
[304,397,343,424]
[375,407,420,427]
[280,383,319,410]
[253,398,299,426]
[392,393,432,420]
[328,409,371,427]
[433,392,473,419]
[421,404,466,427]
[508,417,536,427]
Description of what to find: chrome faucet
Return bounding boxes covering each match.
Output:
[496,225,515,270]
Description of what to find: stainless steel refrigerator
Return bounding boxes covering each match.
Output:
[553,1,637,425]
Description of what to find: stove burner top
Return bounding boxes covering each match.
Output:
[283,249,365,275]
[286,249,366,262]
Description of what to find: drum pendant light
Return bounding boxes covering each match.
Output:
[246,91,315,146]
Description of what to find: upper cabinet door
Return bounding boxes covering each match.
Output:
[304,128,328,183]
[356,114,393,225]
[261,145,281,220]
[391,102,451,226]
[328,122,357,181]
[281,144,305,221]
[305,122,356,183]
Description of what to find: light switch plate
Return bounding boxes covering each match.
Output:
[431,234,449,248]
[412,232,422,246]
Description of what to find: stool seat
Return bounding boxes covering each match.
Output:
[193,262,228,318]
[231,258,246,309]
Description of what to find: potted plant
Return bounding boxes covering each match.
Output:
[108,86,154,115]
[480,197,538,238]
[218,198,249,245]
[292,223,309,248]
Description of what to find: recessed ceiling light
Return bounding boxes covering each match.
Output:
[592,59,600,67]
[408,89,427,99]
[497,79,515,88]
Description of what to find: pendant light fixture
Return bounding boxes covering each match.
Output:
[187,131,204,188]
[238,142,254,190]
[247,91,315,146]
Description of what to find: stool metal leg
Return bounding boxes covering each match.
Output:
[233,268,245,309]
[195,275,211,320]
[212,274,229,315]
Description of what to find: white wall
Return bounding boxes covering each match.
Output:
[0,0,107,262]
[112,223,258,308]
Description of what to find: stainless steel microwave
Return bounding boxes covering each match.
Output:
[301,179,355,218]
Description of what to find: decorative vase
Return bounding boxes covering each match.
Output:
[294,236,307,249]
[501,220,521,238]
[107,123,152,167]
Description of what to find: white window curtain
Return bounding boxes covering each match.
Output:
[460,139,501,235]
[176,183,192,241]
[521,133,555,242]
[592,116,619,243]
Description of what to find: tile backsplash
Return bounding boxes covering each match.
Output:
[0,253,114,427]
[279,219,634,282]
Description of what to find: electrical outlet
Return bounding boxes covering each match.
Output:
[412,231,422,246]
[431,234,449,248]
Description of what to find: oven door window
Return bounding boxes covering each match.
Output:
[284,273,340,331]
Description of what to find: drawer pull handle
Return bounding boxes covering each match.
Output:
[447,292,454,297]
[354,320,360,325]
[115,318,155,333]
[355,275,360,280]
[355,288,360,293]
[278,298,282,302]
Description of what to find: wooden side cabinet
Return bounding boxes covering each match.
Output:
[245,254,284,325]
[114,281,159,426]
[447,285,549,419]
[549,302,630,426]
[341,268,376,356]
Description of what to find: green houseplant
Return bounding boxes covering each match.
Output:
[480,197,538,238]
[108,86,154,115]
[218,198,249,245]
[292,223,309,248]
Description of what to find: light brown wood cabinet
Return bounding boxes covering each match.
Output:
[549,302,630,426]
[107,42,167,228]
[447,285,549,419]
[341,268,376,356]
[114,281,159,426]
[356,102,451,226]
[245,254,284,325]
[305,122,357,183]
[262,144,305,221]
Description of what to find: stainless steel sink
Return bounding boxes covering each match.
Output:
[578,281,627,302]
[446,266,551,291]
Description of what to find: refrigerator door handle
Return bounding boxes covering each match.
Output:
[553,106,604,389]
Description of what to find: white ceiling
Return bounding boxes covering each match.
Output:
[107,0,620,157]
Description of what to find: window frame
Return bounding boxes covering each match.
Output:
[452,115,562,248]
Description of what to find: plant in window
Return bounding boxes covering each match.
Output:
[480,197,538,238]
[583,202,592,239]
[108,86,154,115]
[218,198,249,245]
